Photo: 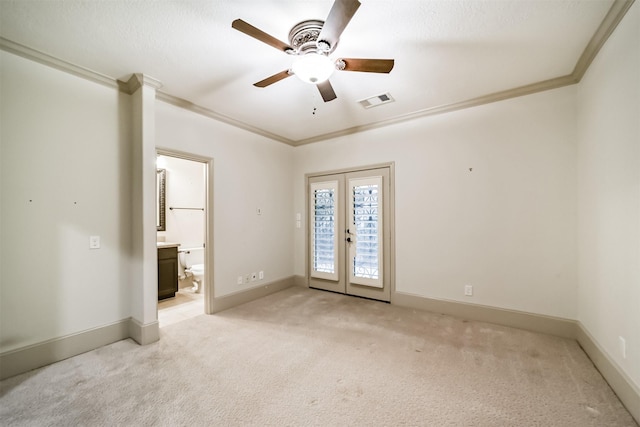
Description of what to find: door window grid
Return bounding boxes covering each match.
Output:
[352,185,380,280]
[313,188,336,274]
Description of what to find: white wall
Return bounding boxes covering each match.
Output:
[1,4,636,395]
[0,51,132,353]
[294,86,578,319]
[576,2,639,389]
[155,101,294,297]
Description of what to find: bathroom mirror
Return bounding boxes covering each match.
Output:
[157,169,166,231]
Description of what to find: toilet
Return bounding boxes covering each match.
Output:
[178,249,205,293]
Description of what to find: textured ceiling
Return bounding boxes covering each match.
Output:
[0,0,619,145]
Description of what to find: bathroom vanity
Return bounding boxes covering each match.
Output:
[157,243,179,300]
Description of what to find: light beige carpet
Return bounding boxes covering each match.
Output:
[1,287,637,426]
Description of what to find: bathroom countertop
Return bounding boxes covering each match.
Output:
[157,242,181,249]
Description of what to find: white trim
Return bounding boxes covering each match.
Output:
[309,180,340,282]
[0,274,289,380]
[210,276,294,313]
[348,176,384,288]
[0,37,119,90]
[2,286,637,424]
[572,0,636,81]
[1,0,632,147]
[128,318,159,346]
[306,163,396,302]
[393,291,577,338]
[576,322,640,423]
[293,275,308,287]
[155,149,215,315]
[156,93,294,146]
[0,319,130,380]
[118,73,163,94]
[392,291,639,424]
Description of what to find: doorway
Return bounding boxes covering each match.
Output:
[156,151,212,326]
[307,166,393,302]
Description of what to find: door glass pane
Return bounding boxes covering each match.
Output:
[314,189,335,274]
[310,181,339,281]
[352,183,379,280]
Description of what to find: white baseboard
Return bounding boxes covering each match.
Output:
[392,291,639,424]
[209,276,294,313]
[293,275,307,287]
[128,318,159,346]
[0,277,294,380]
[393,291,577,338]
[2,285,637,425]
[0,319,131,380]
[576,322,640,423]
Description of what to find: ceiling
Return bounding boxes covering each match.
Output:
[0,0,626,145]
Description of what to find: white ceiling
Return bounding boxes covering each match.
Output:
[0,0,619,145]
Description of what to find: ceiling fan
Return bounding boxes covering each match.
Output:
[232,0,394,102]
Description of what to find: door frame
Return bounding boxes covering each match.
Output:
[305,162,396,302]
[156,148,215,315]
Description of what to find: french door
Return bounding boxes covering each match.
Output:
[308,167,391,302]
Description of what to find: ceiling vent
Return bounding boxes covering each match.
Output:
[358,93,395,109]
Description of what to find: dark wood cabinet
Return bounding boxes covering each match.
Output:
[158,246,178,300]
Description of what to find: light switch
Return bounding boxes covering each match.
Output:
[89,235,101,249]
[296,213,301,221]
[296,220,301,229]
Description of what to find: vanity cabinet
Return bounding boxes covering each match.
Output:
[158,245,178,300]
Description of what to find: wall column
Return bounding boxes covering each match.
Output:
[120,73,162,345]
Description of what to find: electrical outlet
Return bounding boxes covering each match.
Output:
[237,276,243,285]
[259,271,264,280]
[464,285,473,296]
[244,274,250,284]
[89,235,101,249]
[251,272,257,281]
[619,336,627,359]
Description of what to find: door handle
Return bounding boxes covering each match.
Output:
[346,237,352,243]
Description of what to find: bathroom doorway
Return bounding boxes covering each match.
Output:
[156,150,212,327]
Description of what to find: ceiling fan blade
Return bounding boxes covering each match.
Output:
[317,80,337,102]
[254,70,292,88]
[339,58,395,73]
[318,0,361,49]
[232,19,293,53]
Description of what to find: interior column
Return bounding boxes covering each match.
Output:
[120,73,163,345]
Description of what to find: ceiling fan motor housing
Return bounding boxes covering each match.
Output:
[288,20,336,55]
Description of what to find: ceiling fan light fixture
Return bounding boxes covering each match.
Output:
[232,0,393,102]
[292,53,335,84]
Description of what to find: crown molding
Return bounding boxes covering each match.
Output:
[0,0,634,147]
[155,92,295,145]
[0,37,292,145]
[572,0,635,82]
[0,36,119,90]
[117,73,163,94]
[294,74,579,146]
[294,0,635,146]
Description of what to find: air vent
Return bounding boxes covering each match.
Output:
[358,92,395,109]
